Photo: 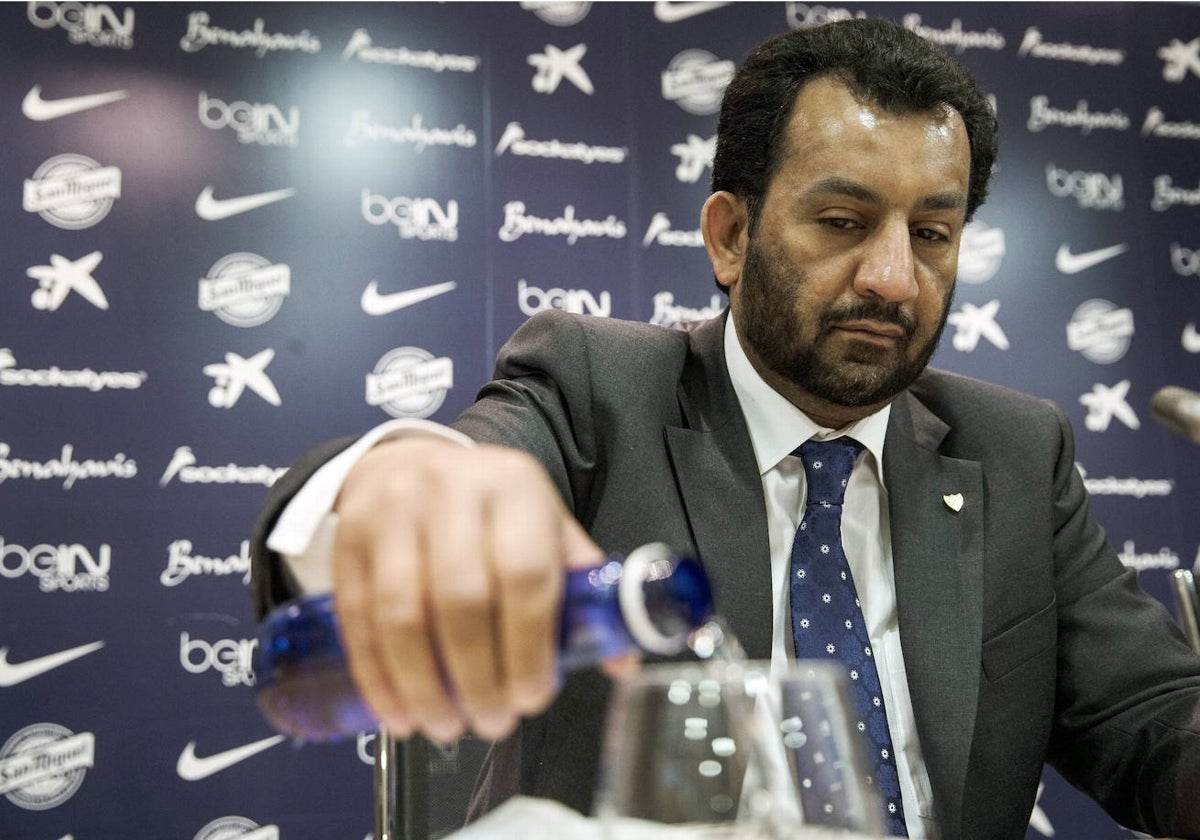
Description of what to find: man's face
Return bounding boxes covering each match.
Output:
[726,77,971,425]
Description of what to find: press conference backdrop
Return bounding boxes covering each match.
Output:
[1,1,1198,837]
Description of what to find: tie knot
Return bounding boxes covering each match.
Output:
[796,437,863,506]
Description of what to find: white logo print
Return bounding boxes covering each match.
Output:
[1080,380,1140,432]
[361,280,458,316]
[499,201,626,244]
[654,1,729,22]
[901,14,1006,53]
[0,443,136,491]
[1028,783,1055,838]
[661,49,735,115]
[1076,464,1173,499]
[524,1,592,26]
[361,190,459,241]
[787,3,868,29]
[1027,96,1130,134]
[198,92,299,147]
[22,85,128,120]
[1055,243,1128,274]
[203,349,280,409]
[0,537,111,593]
[956,221,1005,284]
[0,723,95,810]
[198,253,291,327]
[1141,107,1200,140]
[0,642,105,686]
[160,539,251,587]
[1183,323,1200,353]
[650,292,724,327]
[366,347,454,419]
[179,632,256,688]
[642,213,703,247]
[195,186,296,220]
[1118,541,1181,572]
[1066,299,1134,363]
[1017,28,1124,65]
[1158,37,1200,83]
[24,154,122,229]
[0,348,145,392]
[28,1,134,49]
[345,111,477,151]
[180,12,320,57]
[192,816,279,840]
[947,300,1009,351]
[528,43,594,94]
[518,279,612,317]
[176,736,284,781]
[25,251,108,311]
[1045,164,1123,211]
[341,28,479,72]
[158,446,287,488]
[495,122,626,164]
[670,133,715,183]
[1151,175,1200,212]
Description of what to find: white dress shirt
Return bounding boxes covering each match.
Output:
[723,317,936,837]
[269,317,937,836]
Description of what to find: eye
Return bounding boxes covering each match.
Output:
[912,226,950,243]
[819,216,862,231]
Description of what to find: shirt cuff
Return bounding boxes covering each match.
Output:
[267,418,475,594]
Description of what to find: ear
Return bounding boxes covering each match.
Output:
[701,191,750,293]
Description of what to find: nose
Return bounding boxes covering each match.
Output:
[853,219,918,303]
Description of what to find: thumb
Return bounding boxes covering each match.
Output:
[560,514,606,571]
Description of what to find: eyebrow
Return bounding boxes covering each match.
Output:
[803,176,968,212]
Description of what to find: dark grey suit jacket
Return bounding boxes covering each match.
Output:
[253,309,1200,840]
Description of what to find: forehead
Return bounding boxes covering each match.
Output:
[770,76,970,202]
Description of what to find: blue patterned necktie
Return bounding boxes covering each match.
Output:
[789,437,907,836]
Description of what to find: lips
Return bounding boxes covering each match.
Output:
[832,319,909,341]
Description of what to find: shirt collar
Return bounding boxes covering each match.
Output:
[724,314,891,482]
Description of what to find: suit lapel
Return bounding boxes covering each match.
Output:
[663,315,774,660]
[884,389,984,838]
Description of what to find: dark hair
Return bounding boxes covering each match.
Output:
[712,17,998,230]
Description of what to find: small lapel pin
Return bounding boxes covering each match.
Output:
[943,492,964,513]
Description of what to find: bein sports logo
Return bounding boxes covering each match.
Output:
[23,154,121,230]
[518,279,611,317]
[1045,163,1123,211]
[197,92,299,147]
[0,537,111,593]
[361,190,459,241]
[179,631,255,688]
[28,1,133,49]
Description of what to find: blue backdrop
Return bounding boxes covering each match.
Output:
[1,2,1198,838]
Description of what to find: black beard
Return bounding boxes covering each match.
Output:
[739,240,952,408]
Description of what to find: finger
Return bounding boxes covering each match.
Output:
[600,650,643,680]
[561,514,605,570]
[332,515,414,738]
[371,503,468,745]
[489,462,569,717]
[424,466,514,741]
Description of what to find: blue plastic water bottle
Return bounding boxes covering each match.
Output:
[253,543,714,741]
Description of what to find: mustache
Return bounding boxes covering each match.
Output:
[820,300,917,337]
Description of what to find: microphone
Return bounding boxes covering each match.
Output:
[1150,386,1200,444]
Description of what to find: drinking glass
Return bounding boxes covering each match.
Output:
[594,660,883,838]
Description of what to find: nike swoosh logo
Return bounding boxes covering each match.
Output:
[1055,243,1128,274]
[361,280,457,316]
[0,641,106,686]
[176,734,285,781]
[1184,323,1200,353]
[653,0,729,22]
[195,186,297,220]
[22,85,128,121]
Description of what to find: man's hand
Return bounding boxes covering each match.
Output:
[330,436,606,744]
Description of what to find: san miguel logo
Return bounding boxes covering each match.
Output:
[0,723,95,810]
[23,154,121,230]
[366,347,453,419]
[198,253,290,327]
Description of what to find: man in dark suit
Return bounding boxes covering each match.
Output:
[253,18,1200,839]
